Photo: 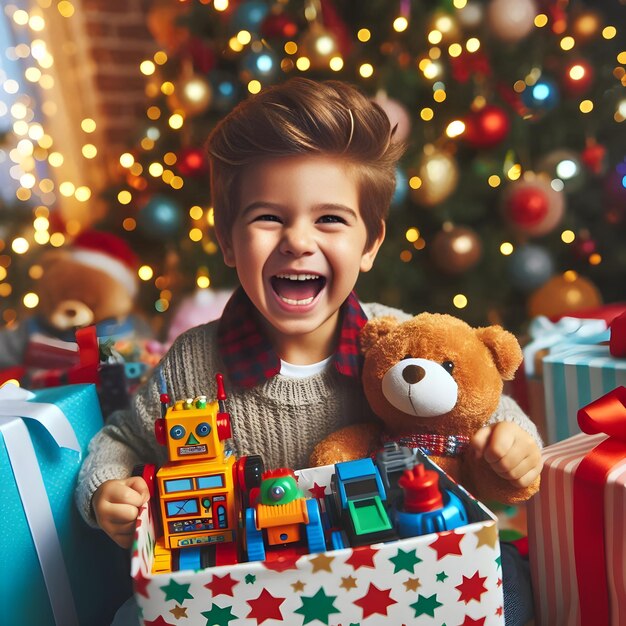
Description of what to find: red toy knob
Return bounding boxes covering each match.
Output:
[398,464,444,513]
[155,418,166,445]
[216,412,232,440]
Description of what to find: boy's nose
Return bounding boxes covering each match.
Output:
[279,225,315,256]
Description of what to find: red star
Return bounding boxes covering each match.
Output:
[354,583,397,619]
[459,616,485,626]
[205,573,239,597]
[345,545,379,570]
[263,550,302,572]
[497,577,502,588]
[246,588,286,624]
[496,606,504,617]
[308,482,327,499]
[133,569,151,598]
[456,571,488,604]
[428,531,464,560]
[144,617,175,626]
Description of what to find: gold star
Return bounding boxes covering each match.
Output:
[403,577,421,592]
[309,552,334,573]
[170,604,188,619]
[474,522,498,548]
[292,580,305,592]
[340,575,358,591]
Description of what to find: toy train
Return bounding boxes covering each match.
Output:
[139,374,469,574]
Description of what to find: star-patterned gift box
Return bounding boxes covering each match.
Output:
[131,458,504,625]
[0,383,131,626]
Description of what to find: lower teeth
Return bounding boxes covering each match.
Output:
[281,296,314,305]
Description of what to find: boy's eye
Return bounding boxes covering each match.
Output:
[317,215,346,224]
[253,214,281,222]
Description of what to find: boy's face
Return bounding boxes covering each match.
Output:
[219,155,384,358]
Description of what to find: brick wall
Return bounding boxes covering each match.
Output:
[81,0,155,171]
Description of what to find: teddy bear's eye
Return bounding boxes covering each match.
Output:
[442,360,454,374]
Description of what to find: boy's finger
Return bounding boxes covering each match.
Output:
[125,476,150,501]
[470,426,492,458]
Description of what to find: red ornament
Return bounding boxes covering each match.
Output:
[186,37,217,74]
[505,186,549,227]
[260,13,298,39]
[581,140,607,176]
[563,59,594,95]
[464,105,510,149]
[450,50,491,83]
[177,147,208,177]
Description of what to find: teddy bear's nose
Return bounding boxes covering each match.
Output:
[402,364,425,384]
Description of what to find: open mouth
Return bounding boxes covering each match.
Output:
[270,273,326,306]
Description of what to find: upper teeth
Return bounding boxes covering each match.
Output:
[275,274,320,281]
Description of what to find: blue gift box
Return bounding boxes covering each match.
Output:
[543,346,626,443]
[0,384,131,626]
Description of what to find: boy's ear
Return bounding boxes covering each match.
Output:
[215,229,236,268]
[359,220,385,273]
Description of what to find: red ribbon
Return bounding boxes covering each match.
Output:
[610,312,626,357]
[574,387,626,625]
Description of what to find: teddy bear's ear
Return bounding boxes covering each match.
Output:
[359,316,399,354]
[475,325,523,380]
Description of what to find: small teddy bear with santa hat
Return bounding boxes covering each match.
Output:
[0,230,152,371]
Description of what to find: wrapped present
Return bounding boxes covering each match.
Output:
[132,458,505,625]
[0,383,131,626]
[517,316,622,444]
[528,387,626,625]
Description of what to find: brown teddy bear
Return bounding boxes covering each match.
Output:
[310,313,540,504]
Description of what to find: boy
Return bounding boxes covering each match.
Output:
[77,78,540,623]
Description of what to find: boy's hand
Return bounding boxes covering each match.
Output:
[470,421,543,488]
[93,477,150,548]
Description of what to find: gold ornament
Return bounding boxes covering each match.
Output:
[527,273,602,319]
[168,75,212,116]
[298,22,339,70]
[430,224,482,274]
[410,147,459,207]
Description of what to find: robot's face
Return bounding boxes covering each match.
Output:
[164,399,220,462]
[259,471,303,506]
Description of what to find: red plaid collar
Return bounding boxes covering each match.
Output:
[217,287,368,388]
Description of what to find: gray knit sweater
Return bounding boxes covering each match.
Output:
[75,302,540,527]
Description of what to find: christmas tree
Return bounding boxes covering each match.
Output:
[5,0,626,333]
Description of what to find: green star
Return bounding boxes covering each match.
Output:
[201,603,237,626]
[410,593,443,618]
[160,579,193,604]
[245,573,256,584]
[436,571,449,582]
[389,547,422,574]
[496,555,502,570]
[294,587,340,625]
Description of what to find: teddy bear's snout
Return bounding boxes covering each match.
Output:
[49,299,95,331]
[402,364,425,384]
[382,357,459,418]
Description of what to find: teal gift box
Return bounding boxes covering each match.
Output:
[543,345,626,443]
[0,383,131,626]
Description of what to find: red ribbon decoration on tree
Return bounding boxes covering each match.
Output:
[574,386,626,625]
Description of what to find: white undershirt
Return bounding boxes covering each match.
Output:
[280,355,333,378]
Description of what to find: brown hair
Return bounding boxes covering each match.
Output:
[206,78,404,250]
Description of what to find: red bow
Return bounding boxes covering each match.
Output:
[610,312,626,357]
[574,387,626,625]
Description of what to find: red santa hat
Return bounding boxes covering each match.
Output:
[70,231,139,298]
